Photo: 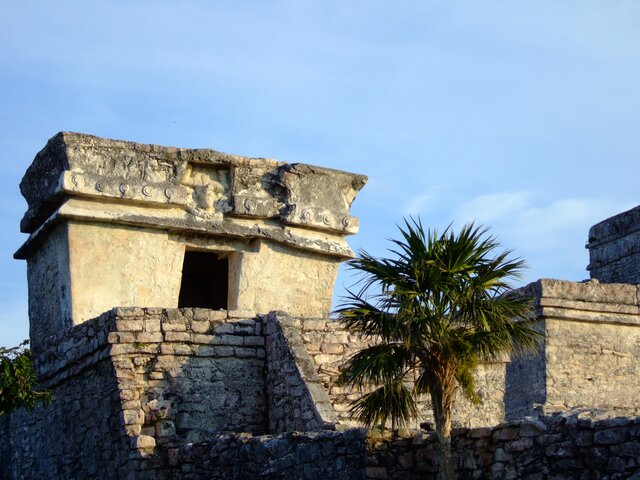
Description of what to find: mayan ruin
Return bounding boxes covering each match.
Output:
[2,132,640,479]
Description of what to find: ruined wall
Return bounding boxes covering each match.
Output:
[263,312,337,433]
[2,353,124,480]
[504,327,547,420]
[3,313,126,479]
[149,429,367,480]
[25,223,72,352]
[545,320,640,414]
[510,279,640,419]
[295,317,509,429]
[3,308,267,479]
[366,413,640,480]
[588,205,640,284]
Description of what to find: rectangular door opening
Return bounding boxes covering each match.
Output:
[178,250,228,310]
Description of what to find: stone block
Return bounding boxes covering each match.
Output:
[235,347,257,358]
[131,435,156,449]
[134,332,164,343]
[144,318,161,333]
[164,332,192,342]
[162,321,187,332]
[115,319,144,332]
[321,343,345,354]
[190,320,210,334]
[214,334,244,346]
[243,336,265,346]
[192,333,216,344]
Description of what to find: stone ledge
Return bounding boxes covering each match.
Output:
[520,279,640,307]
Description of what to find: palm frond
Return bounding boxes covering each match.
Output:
[335,291,401,340]
[337,343,413,389]
[348,379,418,429]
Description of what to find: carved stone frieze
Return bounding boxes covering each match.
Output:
[17,132,367,259]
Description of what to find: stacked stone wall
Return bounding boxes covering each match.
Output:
[263,312,337,433]
[296,317,508,428]
[366,413,640,479]
[3,307,267,479]
[2,355,124,479]
[544,319,640,414]
[144,428,367,480]
[588,205,640,284]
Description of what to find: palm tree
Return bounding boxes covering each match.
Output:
[336,220,540,480]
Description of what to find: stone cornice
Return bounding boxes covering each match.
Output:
[17,132,367,258]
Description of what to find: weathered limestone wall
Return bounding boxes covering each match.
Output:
[233,241,340,318]
[588,204,640,284]
[26,216,342,351]
[16,133,366,345]
[509,279,640,419]
[295,317,509,428]
[545,320,640,414]
[67,222,185,327]
[504,328,547,420]
[3,361,126,479]
[104,308,267,442]
[366,413,640,479]
[3,308,267,479]
[25,223,72,352]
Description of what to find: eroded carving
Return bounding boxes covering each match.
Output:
[18,133,367,257]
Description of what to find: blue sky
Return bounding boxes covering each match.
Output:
[1,1,639,346]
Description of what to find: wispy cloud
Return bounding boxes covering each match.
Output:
[404,186,450,216]
[453,192,533,225]
[448,190,632,282]
[454,191,626,251]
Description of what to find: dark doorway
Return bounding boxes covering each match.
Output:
[178,250,228,309]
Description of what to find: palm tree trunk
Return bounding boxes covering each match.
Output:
[430,380,456,480]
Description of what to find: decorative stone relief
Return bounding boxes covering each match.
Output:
[17,132,366,260]
[229,164,284,218]
[277,164,365,234]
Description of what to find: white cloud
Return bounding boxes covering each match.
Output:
[453,192,533,225]
[448,191,633,282]
[404,186,450,216]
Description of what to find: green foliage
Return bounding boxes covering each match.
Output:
[0,340,52,416]
[336,219,541,429]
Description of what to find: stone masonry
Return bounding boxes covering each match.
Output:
[4,133,640,478]
[293,316,509,429]
[366,412,640,479]
[508,279,640,420]
[588,205,640,284]
[15,132,366,352]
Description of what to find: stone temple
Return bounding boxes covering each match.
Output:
[2,133,640,479]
